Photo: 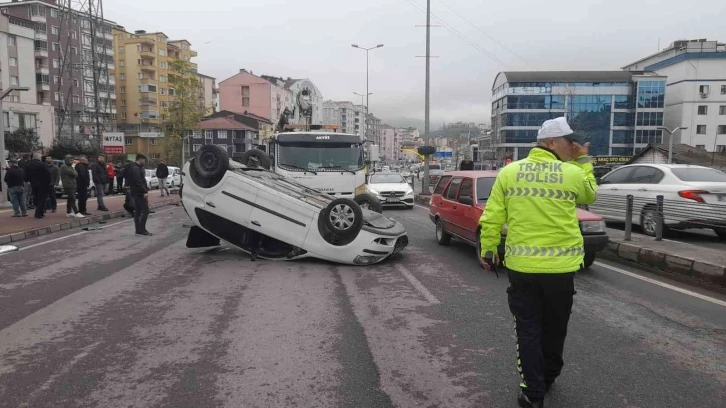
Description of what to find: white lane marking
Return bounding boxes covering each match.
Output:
[6,207,176,254]
[396,264,441,305]
[19,342,101,408]
[594,261,726,307]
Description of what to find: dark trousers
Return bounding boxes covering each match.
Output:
[31,184,48,218]
[116,176,124,193]
[107,179,114,195]
[64,187,79,214]
[48,187,57,210]
[77,185,89,214]
[507,270,576,402]
[132,196,150,233]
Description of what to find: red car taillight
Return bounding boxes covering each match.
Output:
[678,190,709,203]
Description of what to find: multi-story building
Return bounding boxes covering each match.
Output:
[381,125,398,162]
[197,73,216,114]
[2,0,117,140]
[366,113,382,145]
[622,39,726,153]
[112,28,198,160]
[490,71,667,164]
[218,69,323,128]
[322,100,364,136]
[192,116,258,158]
[0,13,55,148]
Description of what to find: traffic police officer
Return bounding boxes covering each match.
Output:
[479,116,597,408]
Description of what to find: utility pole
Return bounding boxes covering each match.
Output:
[422,0,432,193]
[351,44,384,145]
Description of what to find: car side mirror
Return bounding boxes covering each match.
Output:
[458,196,473,206]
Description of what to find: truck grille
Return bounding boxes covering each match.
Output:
[381,191,405,197]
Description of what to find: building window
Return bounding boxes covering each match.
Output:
[53,59,59,68]
[73,95,80,103]
[51,8,58,18]
[73,79,79,87]
[719,106,726,115]
[9,57,17,67]
[722,85,726,95]
[54,92,59,101]
[192,130,202,138]
[119,46,124,54]
[52,42,60,51]
[241,86,250,106]
[121,112,127,120]
[71,46,77,55]
[160,88,166,95]
[8,35,16,46]
[218,130,227,139]
[149,153,161,160]
[119,60,125,67]
[193,144,202,152]
[125,137,132,145]
[635,112,663,127]
[699,85,710,96]
[72,31,77,40]
[698,105,708,115]
[159,49,166,56]
[120,73,125,80]
[696,125,707,134]
[717,145,726,153]
[10,76,19,86]
[117,34,124,40]
[120,86,126,94]
[120,100,126,107]
[204,130,213,139]
[149,138,158,145]
[52,26,59,35]
[718,125,726,135]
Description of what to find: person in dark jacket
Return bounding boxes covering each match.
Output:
[24,153,51,218]
[4,159,28,217]
[45,156,60,213]
[128,154,151,235]
[114,161,125,194]
[59,155,82,218]
[90,155,109,211]
[18,154,32,208]
[155,160,170,197]
[76,157,91,216]
[459,155,475,170]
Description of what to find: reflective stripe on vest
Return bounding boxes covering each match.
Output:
[505,245,584,257]
[505,187,578,200]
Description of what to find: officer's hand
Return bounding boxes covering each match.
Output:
[571,141,590,158]
[480,253,500,270]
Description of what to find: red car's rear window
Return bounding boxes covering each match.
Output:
[433,176,452,194]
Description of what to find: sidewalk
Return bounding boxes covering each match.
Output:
[0,192,180,245]
[414,194,726,287]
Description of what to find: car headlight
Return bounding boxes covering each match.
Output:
[405,188,413,196]
[580,220,606,233]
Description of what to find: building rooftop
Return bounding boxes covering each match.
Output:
[500,71,636,83]
[630,144,726,168]
[199,117,255,131]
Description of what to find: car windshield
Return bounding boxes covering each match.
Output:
[476,177,496,203]
[278,142,364,172]
[369,174,406,184]
[671,168,726,182]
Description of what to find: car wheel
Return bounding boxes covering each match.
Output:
[323,198,363,239]
[640,208,659,237]
[583,252,596,269]
[435,218,451,246]
[194,144,230,180]
[353,193,383,213]
[714,228,726,240]
[239,149,271,170]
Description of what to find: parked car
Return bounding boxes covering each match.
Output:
[166,166,181,187]
[366,172,414,209]
[55,165,96,198]
[181,145,409,265]
[429,171,609,269]
[145,170,159,189]
[589,164,726,238]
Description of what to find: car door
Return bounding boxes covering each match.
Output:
[249,186,313,248]
[438,177,463,236]
[451,177,478,242]
[590,166,635,221]
[623,166,665,225]
[430,175,452,218]
[204,174,258,228]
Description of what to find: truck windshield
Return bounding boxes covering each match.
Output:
[278,142,364,172]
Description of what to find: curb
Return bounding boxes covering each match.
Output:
[414,195,726,288]
[0,198,180,245]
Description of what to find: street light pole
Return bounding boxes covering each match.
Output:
[0,87,31,205]
[351,44,383,144]
[353,92,372,141]
[658,126,688,164]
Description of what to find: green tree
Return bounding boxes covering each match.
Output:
[47,138,102,159]
[164,60,208,166]
[5,128,40,154]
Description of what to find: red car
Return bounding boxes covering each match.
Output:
[428,171,608,269]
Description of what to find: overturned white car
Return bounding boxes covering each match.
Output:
[180,146,409,265]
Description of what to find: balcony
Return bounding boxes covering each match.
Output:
[140,63,156,73]
[104,31,113,41]
[106,62,115,70]
[139,49,155,58]
[37,82,50,91]
[30,14,46,23]
[37,96,51,106]
[190,49,198,57]
[139,97,158,106]
[34,31,47,41]
[35,64,50,75]
[140,110,159,120]
[34,48,48,58]
[139,37,154,46]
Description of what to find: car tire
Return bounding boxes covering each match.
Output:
[194,144,230,180]
[640,207,660,237]
[714,228,726,240]
[583,252,596,269]
[239,149,271,170]
[435,218,451,246]
[322,198,364,239]
[353,193,383,213]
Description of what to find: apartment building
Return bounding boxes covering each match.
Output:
[2,0,117,139]
[0,13,55,148]
[623,39,726,152]
[322,100,364,136]
[112,28,198,160]
[197,73,216,114]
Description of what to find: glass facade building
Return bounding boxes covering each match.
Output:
[488,72,667,164]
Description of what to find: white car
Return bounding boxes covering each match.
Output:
[366,172,414,209]
[180,145,409,265]
[589,164,726,238]
[145,170,159,189]
[166,166,181,187]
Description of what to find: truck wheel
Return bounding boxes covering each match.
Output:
[194,145,230,180]
[353,193,383,213]
[322,198,363,239]
[239,149,271,170]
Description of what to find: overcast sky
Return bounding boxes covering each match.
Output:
[105,0,725,127]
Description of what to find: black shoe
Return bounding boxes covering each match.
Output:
[98,207,109,212]
[518,391,544,408]
[135,231,153,236]
[82,212,92,216]
[34,215,44,219]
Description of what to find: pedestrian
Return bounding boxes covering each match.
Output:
[459,155,475,170]
[45,156,60,213]
[18,154,33,209]
[76,156,91,216]
[127,154,152,236]
[3,159,28,217]
[106,160,116,195]
[90,155,109,211]
[24,153,51,219]
[114,161,125,194]
[478,117,597,408]
[59,155,83,218]
[156,159,170,197]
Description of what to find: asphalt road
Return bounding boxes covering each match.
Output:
[0,204,724,408]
